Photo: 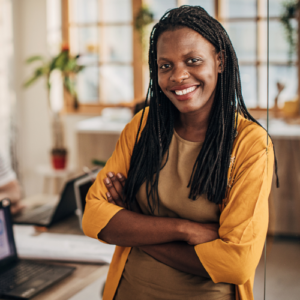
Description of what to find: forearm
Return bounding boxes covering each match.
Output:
[0,180,21,202]
[139,242,210,278]
[98,209,187,247]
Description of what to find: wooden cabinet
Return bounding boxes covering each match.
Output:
[76,116,129,171]
[269,138,300,236]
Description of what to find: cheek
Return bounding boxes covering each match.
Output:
[196,63,218,83]
[157,73,168,90]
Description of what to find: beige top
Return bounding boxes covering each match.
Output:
[114,130,235,300]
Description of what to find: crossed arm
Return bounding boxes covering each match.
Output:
[98,172,219,278]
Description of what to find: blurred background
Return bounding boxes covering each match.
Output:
[0,0,299,299]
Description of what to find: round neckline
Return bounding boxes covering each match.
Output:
[173,129,204,146]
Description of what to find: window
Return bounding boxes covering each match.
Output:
[47,0,64,112]
[66,0,135,108]
[63,0,298,112]
[220,0,297,109]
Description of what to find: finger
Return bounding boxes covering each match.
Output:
[10,203,25,216]
[116,173,126,188]
[104,177,123,206]
[9,198,20,205]
[107,172,124,198]
[106,192,116,205]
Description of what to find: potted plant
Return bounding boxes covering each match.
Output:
[134,5,154,62]
[24,44,84,169]
[280,0,299,60]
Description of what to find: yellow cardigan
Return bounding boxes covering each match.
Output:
[82,108,274,300]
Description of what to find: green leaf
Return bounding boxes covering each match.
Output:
[23,66,50,88]
[64,76,75,95]
[49,56,59,72]
[65,58,78,72]
[25,55,44,64]
[55,51,69,70]
[23,74,42,87]
[73,65,85,73]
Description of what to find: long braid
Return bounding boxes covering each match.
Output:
[124,5,278,212]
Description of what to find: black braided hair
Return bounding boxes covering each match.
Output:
[123,5,278,213]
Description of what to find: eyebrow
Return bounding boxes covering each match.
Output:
[157,50,203,62]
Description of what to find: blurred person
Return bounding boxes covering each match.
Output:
[0,154,23,215]
[83,6,277,300]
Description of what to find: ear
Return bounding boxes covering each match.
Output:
[217,51,225,73]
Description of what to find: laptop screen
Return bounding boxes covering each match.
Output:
[79,181,94,214]
[0,202,16,263]
[75,169,100,214]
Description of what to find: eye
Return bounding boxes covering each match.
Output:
[187,58,201,64]
[160,63,171,69]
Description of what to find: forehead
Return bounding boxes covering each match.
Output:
[156,27,215,58]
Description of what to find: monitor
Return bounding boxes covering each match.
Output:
[0,199,17,268]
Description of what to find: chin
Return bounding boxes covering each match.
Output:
[174,101,205,115]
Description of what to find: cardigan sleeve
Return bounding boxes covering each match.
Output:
[194,133,274,285]
[82,109,148,241]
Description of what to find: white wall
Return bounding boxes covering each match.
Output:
[12,0,92,196]
[12,0,50,196]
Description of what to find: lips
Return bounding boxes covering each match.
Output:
[174,86,197,95]
[169,84,200,101]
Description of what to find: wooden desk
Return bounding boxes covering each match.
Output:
[33,264,109,300]
[34,215,109,299]
[2,216,109,300]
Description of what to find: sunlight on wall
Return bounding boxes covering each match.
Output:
[0,0,15,164]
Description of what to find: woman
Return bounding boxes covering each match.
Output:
[82,6,275,300]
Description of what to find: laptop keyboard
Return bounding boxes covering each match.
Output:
[30,207,53,222]
[0,261,52,293]
[14,205,54,224]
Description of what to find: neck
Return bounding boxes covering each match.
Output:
[174,95,214,142]
[175,111,209,142]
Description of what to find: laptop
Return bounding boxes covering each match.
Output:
[74,169,100,229]
[13,169,100,227]
[0,198,76,299]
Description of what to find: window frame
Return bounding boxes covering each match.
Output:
[61,0,299,115]
[61,0,143,114]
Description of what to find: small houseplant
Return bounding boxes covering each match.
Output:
[134,5,154,62]
[280,0,299,59]
[24,44,84,169]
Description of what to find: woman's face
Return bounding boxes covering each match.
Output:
[157,27,222,116]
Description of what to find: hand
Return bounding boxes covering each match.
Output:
[104,172,126,208]
[10,200,25,215]
[0,180,24,215]
[183,221,219,246]
[103,172,142,213]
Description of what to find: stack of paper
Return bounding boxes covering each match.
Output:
[13,225,115,263]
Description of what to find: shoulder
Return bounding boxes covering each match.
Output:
[128,107,149,130]
[229,115,274,180]
[122,107,149,139]
[119,107,149,152]
[225,115,275,206]
[233,114,272,158]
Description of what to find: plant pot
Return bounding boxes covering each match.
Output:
[51,148,67,170]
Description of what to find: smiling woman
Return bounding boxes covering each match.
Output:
[157,27,221,132]
[82,5,276,300]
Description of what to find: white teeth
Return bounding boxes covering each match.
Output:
[174,86,197,95]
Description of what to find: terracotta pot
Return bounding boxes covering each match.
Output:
[51,148,67,170]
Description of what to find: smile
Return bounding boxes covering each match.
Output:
[174,86,197,95]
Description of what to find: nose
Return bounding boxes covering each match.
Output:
[169,65,189,83]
